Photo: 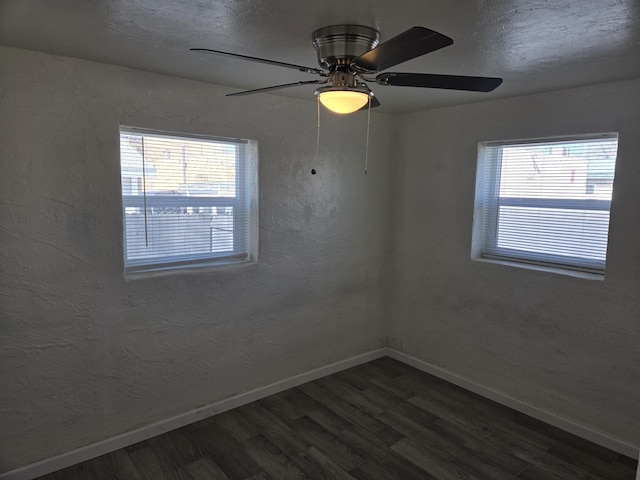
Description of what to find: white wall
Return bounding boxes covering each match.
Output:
[389,79,640,447]
[0,46,394,473]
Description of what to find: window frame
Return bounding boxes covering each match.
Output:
[119,126,258,276]
[472,133,618,277]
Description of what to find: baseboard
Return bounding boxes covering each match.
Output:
[0,348,388,480]
[387,348,640,460]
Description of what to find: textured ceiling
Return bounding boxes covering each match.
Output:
[1,0,639,114]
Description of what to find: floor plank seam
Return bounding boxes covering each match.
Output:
[513,462,531,478]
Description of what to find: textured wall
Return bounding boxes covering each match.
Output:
[0,46,394,472]
[2,43,638,475]
[389,79,640,446]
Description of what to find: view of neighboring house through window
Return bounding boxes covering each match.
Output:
[472,133,618,275]
[119,127,257,274]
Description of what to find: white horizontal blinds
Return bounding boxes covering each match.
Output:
[120,129,249,271]
[480,134,618,273]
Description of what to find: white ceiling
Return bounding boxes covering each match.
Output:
[1,0,639,114]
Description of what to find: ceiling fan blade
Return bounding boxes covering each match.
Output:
[352,27,453,73]
[226,80,326,97]
[190,48,325,75]
[376,72,503,92]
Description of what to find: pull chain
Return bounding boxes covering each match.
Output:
[315,95,321,161]
[364,95,372,174]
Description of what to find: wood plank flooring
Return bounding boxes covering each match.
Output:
[37,357,638,479]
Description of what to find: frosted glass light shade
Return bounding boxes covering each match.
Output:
[317,90,370,114]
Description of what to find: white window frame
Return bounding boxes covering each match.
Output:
[119,126,258,276]
[472,133,618,277]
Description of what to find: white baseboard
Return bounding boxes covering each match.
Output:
[4,347,638,479]
[386,348,640,460]
[0,348,388,480]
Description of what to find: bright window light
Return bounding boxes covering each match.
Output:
[472,133,618,276]
[119,127,258,275]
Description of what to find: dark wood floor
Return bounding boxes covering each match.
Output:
[38,357,638,480]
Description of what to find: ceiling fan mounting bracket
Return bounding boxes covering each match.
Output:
[312,25,380,71]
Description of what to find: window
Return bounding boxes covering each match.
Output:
[119,127,258,274]
[472,133,618,276]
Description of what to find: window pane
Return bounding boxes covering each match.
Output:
[120,134,237,197]
[123,207,235,261]
[499,140,617,200]
[496,206,611,261]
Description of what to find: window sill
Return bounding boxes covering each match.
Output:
[124,258,257,280]
[472,256,604,281]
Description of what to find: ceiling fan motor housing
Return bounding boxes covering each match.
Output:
[312,25,380,70]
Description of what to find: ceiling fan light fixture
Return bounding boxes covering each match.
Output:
[318,90,369,114]
[314,86,372,114]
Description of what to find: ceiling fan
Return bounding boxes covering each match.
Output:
[191,25,503,114]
